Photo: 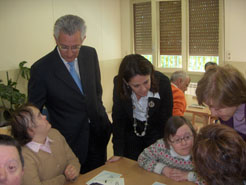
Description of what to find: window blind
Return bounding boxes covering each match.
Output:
[189,0,219,56]
[160,1,182,55]
[134,2,152,55]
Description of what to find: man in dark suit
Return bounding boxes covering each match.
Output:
[28,14,111,174]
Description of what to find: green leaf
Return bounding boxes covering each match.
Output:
[0,61,29,114]
[19,61,30,80]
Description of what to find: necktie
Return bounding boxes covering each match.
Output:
[68,61,83,94]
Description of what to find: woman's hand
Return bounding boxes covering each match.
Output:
[162,167,188,181]
[162,166,173,178]
[64,164,79,181]
[106,156,121,163]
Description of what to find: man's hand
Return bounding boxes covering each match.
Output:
[106,156,121,163]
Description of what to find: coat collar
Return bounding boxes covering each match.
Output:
[52,47,83,94]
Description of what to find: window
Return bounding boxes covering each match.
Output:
[132,0,221,72]
[159,1,182,68]
[188,0,219,72]
[134,2,152,55]
[134,2,153,62]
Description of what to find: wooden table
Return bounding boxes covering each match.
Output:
[66,158,195,185]
[0,125,11,136]
[185,94,212,125]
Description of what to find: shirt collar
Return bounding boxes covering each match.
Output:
[26,137,53,154]
[131,91,160,101]
[171,83,178,88]
[170,145,191,161]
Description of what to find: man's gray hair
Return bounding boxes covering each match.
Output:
[54,14,86,40]
[170,70,188,82]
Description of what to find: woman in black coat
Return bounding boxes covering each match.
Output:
[108,54,173,162]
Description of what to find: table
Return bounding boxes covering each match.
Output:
[0,126,11,136]
[185,94,212,125]
[66,158,195,185]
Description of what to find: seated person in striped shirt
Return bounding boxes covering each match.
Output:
[10,103,81,185]
[138,116,205,185]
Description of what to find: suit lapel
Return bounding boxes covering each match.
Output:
[77,48,87,95]
[51,48,82,94]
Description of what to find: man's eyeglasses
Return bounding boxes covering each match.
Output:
[58,45,81,52]
[170,135,193,144]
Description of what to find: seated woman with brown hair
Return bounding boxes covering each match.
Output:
[138,116,205,185]
[193,124,246,185]
[10,103,81,185]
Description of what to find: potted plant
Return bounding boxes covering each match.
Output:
[0,61,30,125]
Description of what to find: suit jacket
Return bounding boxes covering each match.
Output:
[171,84,186,116]
[28,46,111,163]
[112,71,173,156]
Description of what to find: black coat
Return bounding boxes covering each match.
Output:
[112,71,173,157]
[28,46,111,163]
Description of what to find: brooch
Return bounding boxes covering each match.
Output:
[148,101,155,108]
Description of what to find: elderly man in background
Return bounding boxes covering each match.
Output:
[170,71,190,116]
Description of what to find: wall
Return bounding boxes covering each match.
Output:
[0,0,123,112]
[224,0,246,77]
[120,0,132,57]
[224,0,246,63]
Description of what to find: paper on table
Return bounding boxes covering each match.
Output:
[152,182,166,185]
[86,170,124,185]
[188,104,205,109]
[88,178,124,185]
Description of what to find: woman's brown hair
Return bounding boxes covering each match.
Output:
[196,65,246,108]
[116,54,158,99]
[10,103,36,145]
[193,124,246,185]
[163,116,196,148]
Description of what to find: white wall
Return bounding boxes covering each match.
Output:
[224,0,246,77]
[0,0,122,112]
[120,0,132,56]
[224,0,246,63]
[0,0,122,70]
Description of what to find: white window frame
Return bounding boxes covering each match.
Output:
[131,0,225,75]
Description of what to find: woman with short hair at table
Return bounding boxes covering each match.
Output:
[193,124,246,185]
[10,103,80,185]
[108,54,173,162]
[196,65,246,140]
[138,116,205,185]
